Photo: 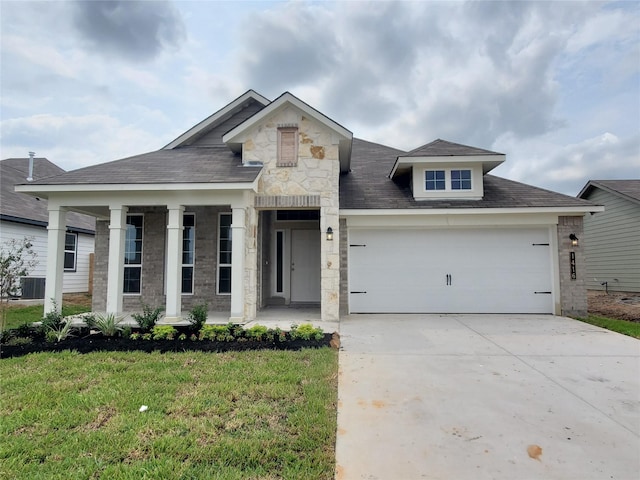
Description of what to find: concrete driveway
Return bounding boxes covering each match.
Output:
[335,315,640,480]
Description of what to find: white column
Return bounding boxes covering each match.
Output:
[106,206,128,314]
[44,207,67,315]
[165,205,184,322]
[229,207,245,322]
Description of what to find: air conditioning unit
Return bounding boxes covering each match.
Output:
[20,277,46,299]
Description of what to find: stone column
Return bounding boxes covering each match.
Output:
[44,207,67,315]
[165,205,184,322]
[320,205,340,321]
[106,206,128,314]
[229,207,245,322]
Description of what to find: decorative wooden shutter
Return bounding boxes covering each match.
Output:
[278,128,298,166]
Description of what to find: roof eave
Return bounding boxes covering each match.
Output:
[578,180,640,205]
[340,205,605,216]
[389,154,506,179]
[15,179,262,196]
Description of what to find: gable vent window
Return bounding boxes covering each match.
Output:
[277,127,298,166]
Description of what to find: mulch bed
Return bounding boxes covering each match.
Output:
[0,329,333,360]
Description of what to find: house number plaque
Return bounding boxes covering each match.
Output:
[570,251,576,280]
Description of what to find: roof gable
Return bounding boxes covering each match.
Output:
[164,90,270,149]
[390,138,505,179]
[406,139,502,157]
[222,92,353,173]
[578,180,640,205]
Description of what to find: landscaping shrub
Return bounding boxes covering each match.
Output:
[131,303,164,332]
[290,323,324,341]
[199,324,234,342]
[152,325,177,340]
[90,313,124,337]
[187,303,208,332]
[246,324,268,341]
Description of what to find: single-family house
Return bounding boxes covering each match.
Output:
[1,156,95,298]
[577,180,640,293]
[16,90,601,320]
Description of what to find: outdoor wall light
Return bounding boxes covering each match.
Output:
[569,234,579,247]
[326,227,334,241]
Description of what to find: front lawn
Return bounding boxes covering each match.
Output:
[577,315,640,339]
[0,348,338,479]
[1,297,91,331]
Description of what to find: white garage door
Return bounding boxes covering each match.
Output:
[349,228,554,314]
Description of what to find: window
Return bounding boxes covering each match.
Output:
[124,215,143,294]
[277,127,298,166]
[451,169,472,190]
[182,213,195,294]
[64,233,77,271]
[425,170,446,190]
[217,213,232,294]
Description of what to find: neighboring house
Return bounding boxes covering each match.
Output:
[16,90,600,320]
[577,180,640,293]
[1,157,95,298]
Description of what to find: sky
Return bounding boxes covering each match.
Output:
[1,0,638,196]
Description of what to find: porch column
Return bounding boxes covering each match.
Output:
[165,205,184,321]
[106,206,128,314]
[44,207,67,315]
[229,207,245,322]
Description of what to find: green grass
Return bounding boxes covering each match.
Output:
[0,348,338,479]
[1,304,91,331]
[577,315,640,339]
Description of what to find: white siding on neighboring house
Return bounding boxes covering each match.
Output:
[583,189,640,292]
[0,220,95,294]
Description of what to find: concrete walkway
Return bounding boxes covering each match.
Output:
[335,314,640,480]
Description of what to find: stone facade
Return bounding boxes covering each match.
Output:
[242,106,342,321]
[557,215,587,317]
[92,205,232,314]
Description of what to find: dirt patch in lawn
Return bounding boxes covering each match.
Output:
[588,290,640,322]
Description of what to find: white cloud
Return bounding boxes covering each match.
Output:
[1,114,163,170]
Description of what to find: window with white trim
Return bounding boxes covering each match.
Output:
[425,170,446,190]
[63,233,77,271]
[425,169,473,191]
[277,127,298,166]
[217,213,232,294]
[124,214,143,294]
[182,213,195,294]
[451,169,472,190]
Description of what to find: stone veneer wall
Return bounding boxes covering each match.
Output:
[244,106,341,321]
[557,215,587,317]
[92,205,231,314]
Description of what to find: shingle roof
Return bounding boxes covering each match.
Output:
[340,138,598,210]
[1,158,95,232]
[578,180,640,204]
[405,138,502,157]
[22,147,261,186]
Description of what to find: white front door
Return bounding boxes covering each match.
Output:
[291,229,321,303]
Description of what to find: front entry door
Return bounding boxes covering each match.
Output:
[290,229,321,303]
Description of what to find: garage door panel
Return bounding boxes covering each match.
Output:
[349,228,553,314]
